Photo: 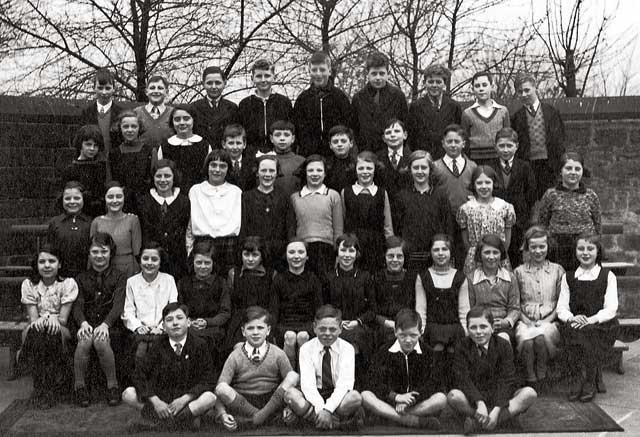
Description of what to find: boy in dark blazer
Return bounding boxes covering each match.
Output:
[490,128,536,266]
[376,118,411,204]
[122,303,217,430]
[222,124,258,192]
[447,307,537,435]
[511,73,565,200]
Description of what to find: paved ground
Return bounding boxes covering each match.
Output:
[1,342,638,436]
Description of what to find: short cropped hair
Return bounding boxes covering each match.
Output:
[255,154,281,176]
[57,180,86,212]
[442,124,467,142]
[495,127,519,144]
[201,150,233,181]
[430,233,453,251]
[470,165,498,196]
[575,232,604,265]
[162,302,189,320]
[366,52,389,70]
[241,235,270,269]
[309,51,331,67]
[252,59,274,75]
[90,232,117,259]
[474,233,508,264]
[153,159,182,188]
[269,120,295,135]
[466,306,494,326]
[298,154,326,186]
[471,71,493,85]
[521,225,551,252]
[385,236,409,258]
[168,104,194,133]
[514,73,537,90]
[202,66,226,82]
[147,75,168,88]
[383,117,406,131]
[73,125,104,153]
[243,305,272,326]
[328,125,353,141]
[139,240,167,267]
[315,304,342,322]
[335,233,361,259]
[191,238,215,259]
[95,68,115,86]
[395,308,422,332]
[423,64,451,82]
[222,124,246,142]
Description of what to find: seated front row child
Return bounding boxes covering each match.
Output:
[122,303,216,431]
[122,241,178,366]
[215,306,299,430]
[362,309,446,429]
[285,305,364,430]
[447,306,537,435]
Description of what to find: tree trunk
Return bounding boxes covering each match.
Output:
[564,48,577,97]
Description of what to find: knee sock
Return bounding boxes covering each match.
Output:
[533,337,548,380]
[253,387,285,425]
[228,392,259,418]
[521,340,536,381]
[95,341,118,388]
[73,343,91,389]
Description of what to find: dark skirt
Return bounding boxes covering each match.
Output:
[559,319,618,367]
[425,322,465,348]
[549,233,579,272]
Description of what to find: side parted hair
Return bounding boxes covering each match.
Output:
[365,51,389,71]
[90,232,117,260]
[243,305,272,326]
[442,123,467,142]
[423,63,451,82]
[559,151,590,179]
[252,59,274,75]
[521,225,551,252]
[147,74,168,88]
[385,235,409,258]
[95,68,115,86]
[153,158,182,188]
[495,127,519,144]
[297,154,326,186]
[395,308,422,332]
[514,73,537,90]
[407,150,436,186]
[241,235,270,269]
[575,232,604,265]
[469,165,498,196]
[104,180,126,201]
[383,117,406,132]
[162,302,190,320]
[29,243,64,285]
[471,71,493,85]
[309,51,331,67]
[269,120,295,135]
[168,104,194,133]
[202,66,226,82]
[466,305,494,327]
[328,124,353,141]
[356,150,385,184]
[73,125,104,153]
[474,233,507,264]
[57,180,86,212]
[430,233,453,251]
[201,150,233,181]
[315,304,342,323]
[139,240,167,267]
[335,233,361,259]
[222,124,246,142]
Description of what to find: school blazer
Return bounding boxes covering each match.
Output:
[511,103,565,173]
[375,147,412,199]
[490,158,536,228]
[407,95,462,159]
[80,100,125,146]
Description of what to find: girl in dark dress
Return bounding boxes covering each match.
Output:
[224,236,275,352]
[557,233,618,402]
[47,181,92,278]
[137,159,190,280]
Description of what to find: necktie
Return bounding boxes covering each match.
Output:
[452,159,460,177]
[477,346,486,359]
[374,89,380,105]
[391,152,399,169]
[99,107,105,115]
[527,105,535,115]
[251,347,260,363]
[233,160,241,173]
[151,106,160,119]
[322,346,334,390]
[174,343,182,356]
[503,161,511,174]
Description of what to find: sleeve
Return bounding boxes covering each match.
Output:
[185,220,194,257]
[439,191,455,236]
[20,279,38,306]
[456,204,468,229]
[131,215,142,256]
[505,274,521,327]
[537,191,553,227]
[468,281,477,308]
[453,341,484,405]
[239,192,249,241]
[458,278,470,334]
[269,275,282,328]
[207,278,231,327]
[493,340,516,408]
[524,163,537,212]
[324,344,355,414]
[122,278,142,331]
[287,194,298,240]
[590,191,602,235]
[90,218,98,238]
[502,108,511,128]
[277,349,294,378]
[339,90,352,127]
[392,191,405,236]
[556,273,573,322]
[72,279,87,325]
[217,351,238,385]
[592,271,618,324]
[382,190,394,238]
[60,278,79,305]
[504,202,516,228]
[350,95,361,139]
[453,101,463,124]
[460,110,472,137]
[299,345,326,414]
[168,276,178,303]
[415,274,427,332]
[331,191,344,243]
[104,272,127,327]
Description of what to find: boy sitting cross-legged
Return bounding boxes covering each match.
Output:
[121,303,217,431]
[362,308,446,429]
[285,304,364,430]
[215,306,299,431]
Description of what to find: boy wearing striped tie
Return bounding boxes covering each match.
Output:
[215,306,299,430]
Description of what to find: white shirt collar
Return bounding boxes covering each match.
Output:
[472,267,512,285]
[207,96,222,107]
[97,101,112,113]
[529,99,540,113]
[502,157,514,167]
[254,90,272,101]
[352,183,378,196]
[169,336,187,350]
[388,147,403,159]
[150,187,180,205]
[145,103,166,114]
[300,184,328,197]
[574,264,602,279]
[443,154,464,168]
[470,100,504,109]
[167,134,203,146]
[388,339,422,354]
[244,341,268,358]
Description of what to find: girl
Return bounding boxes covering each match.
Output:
[415,234,469,388]
[289,154,343,276]
[514,226,564,391]
[341,151,393,273]
[157,104,212,192]
[20,244,78,409]
[61,124,107,218]
[122,241,178,366]
[322,234,376,375]
[187,150,242,274]
[138,159,190,280]
[72,232,127,407]
[224,236,275,351]
[467,234,520,344]
[457,165,516,277]
[91,181,142,277]
[47,181,92,278]
[178,239,231,363]
[394,150,454,271]
[373,236,418,345]
[109,110,154,213]
[538,152,601,271]
[557,233,618,402]
[271,239,322,367]
[240,155,290,272]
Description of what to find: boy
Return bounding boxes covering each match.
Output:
[122,303,216,431]
[192,66,240,147]
[133,75,174,150]
[270,120,304,198]
[293,51,351,157]
[285,305,364,430]
[407,64,462,159]
[461,71,510,165]
[447,306,537,435]
[239,59,293,154]
[375,118,411,203]
[223,124,257,192]
[362,309,446,429]
[80,68,124,157]
[351,52,408,152]
[511,73,566,200]
[325,125,356,193]
[215,306,299,430]
[489,127,536,267]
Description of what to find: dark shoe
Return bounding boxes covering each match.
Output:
[107,387,121,406]
[463,416,479,435]
[579,383,596,402]
[568,380,583,402]
[76,387,90,408]
[596,368,607,393]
